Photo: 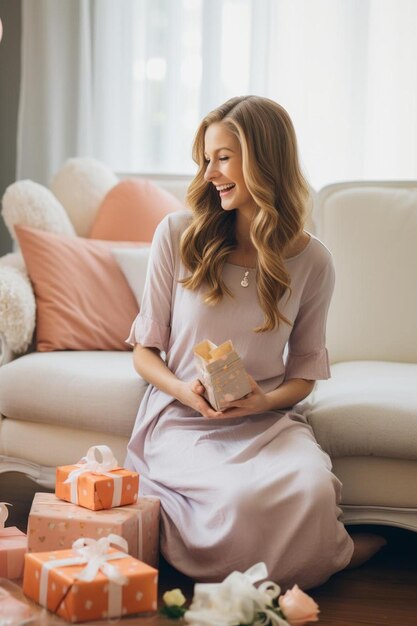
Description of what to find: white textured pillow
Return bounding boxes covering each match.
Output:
[2,180,76,241]
[0,251,27,274]
[0,265,36,354]
[50,157,118,237]
[111,247,151,306]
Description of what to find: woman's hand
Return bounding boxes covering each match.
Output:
[175,379,224,418]
[213,376,270,419]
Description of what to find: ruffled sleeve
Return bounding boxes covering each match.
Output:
[126,215,175,352]
[285,256,335,381]
[126,314,170,352]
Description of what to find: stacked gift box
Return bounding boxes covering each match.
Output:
[27,492,159,566]
[1,444,161,623]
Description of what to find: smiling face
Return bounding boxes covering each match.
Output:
[203,122,256,215]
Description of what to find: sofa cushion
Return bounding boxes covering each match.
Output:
[318,184,417,363]
[15,226,140,352]
[111,247,151,307]
[304,361,417,461]
[0,351,146,437]
[89,178,183,242]
[0,419,129,471]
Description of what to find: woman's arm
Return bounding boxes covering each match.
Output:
[133,343,223,418]
[265,377,315,410]
[217,376,314,419]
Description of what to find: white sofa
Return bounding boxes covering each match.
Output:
[0,175,416,533]
[307,181,417,531]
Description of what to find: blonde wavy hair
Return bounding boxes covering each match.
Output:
[179,95,309,332]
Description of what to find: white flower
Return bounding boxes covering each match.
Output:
[184,563,288,626]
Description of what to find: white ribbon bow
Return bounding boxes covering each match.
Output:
[63,445,123,506]
[39,534,129,618]
[65,444,119,480]
[0,502,12,529]
[185,562,288,626]
[72,534,129,584]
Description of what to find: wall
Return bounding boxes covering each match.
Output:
[0,0,21,254]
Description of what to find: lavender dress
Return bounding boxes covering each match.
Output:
[126,211,353,589]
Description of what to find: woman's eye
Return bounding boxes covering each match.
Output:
[203,156,229,164]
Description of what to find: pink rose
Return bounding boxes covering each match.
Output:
[278,585,319,626]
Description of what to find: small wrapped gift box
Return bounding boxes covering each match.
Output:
[23,534,158,623]
[0,503,27,580]
[28,492,160,567]
[55,444,139,511]
[194,339,252,411]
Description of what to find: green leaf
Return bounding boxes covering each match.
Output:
[159,605,188,619]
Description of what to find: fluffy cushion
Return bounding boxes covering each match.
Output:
[2,180,76,241]
[0,251,27,274]
[50,157,118,237]
[90,178,183,242]
[111,247,151,306]
[15,226,139,352]
[0,265,36,355]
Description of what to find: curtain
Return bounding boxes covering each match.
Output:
[17,0,93,185]
[17,0,417,189]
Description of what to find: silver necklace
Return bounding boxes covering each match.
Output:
[241,269,250,288]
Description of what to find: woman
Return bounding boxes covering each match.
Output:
[126,96,385,589]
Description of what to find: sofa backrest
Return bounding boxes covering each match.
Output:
[315,181,417,364]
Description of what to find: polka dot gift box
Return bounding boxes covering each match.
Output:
[27,492,160,568]
[193,339,252,411]
[55,445,139,511]
[23,534,158,623]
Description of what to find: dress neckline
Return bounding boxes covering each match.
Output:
[225,262,257,269]
[225,233,313,268]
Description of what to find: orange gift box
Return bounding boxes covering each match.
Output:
[23,535,158,623]
[55,445,139,511]
[0,503,27,579]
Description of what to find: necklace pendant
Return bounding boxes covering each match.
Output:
[241,271,249,288]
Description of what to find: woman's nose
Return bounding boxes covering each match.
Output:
[204,160,218,182]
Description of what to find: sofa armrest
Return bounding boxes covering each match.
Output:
[0,264,36,358]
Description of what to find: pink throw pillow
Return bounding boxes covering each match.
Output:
[89,178,183,242]
[15,226,140,352]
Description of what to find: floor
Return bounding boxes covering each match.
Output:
[1,473,417,625]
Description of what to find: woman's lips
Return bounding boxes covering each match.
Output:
[219,184,235,197]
